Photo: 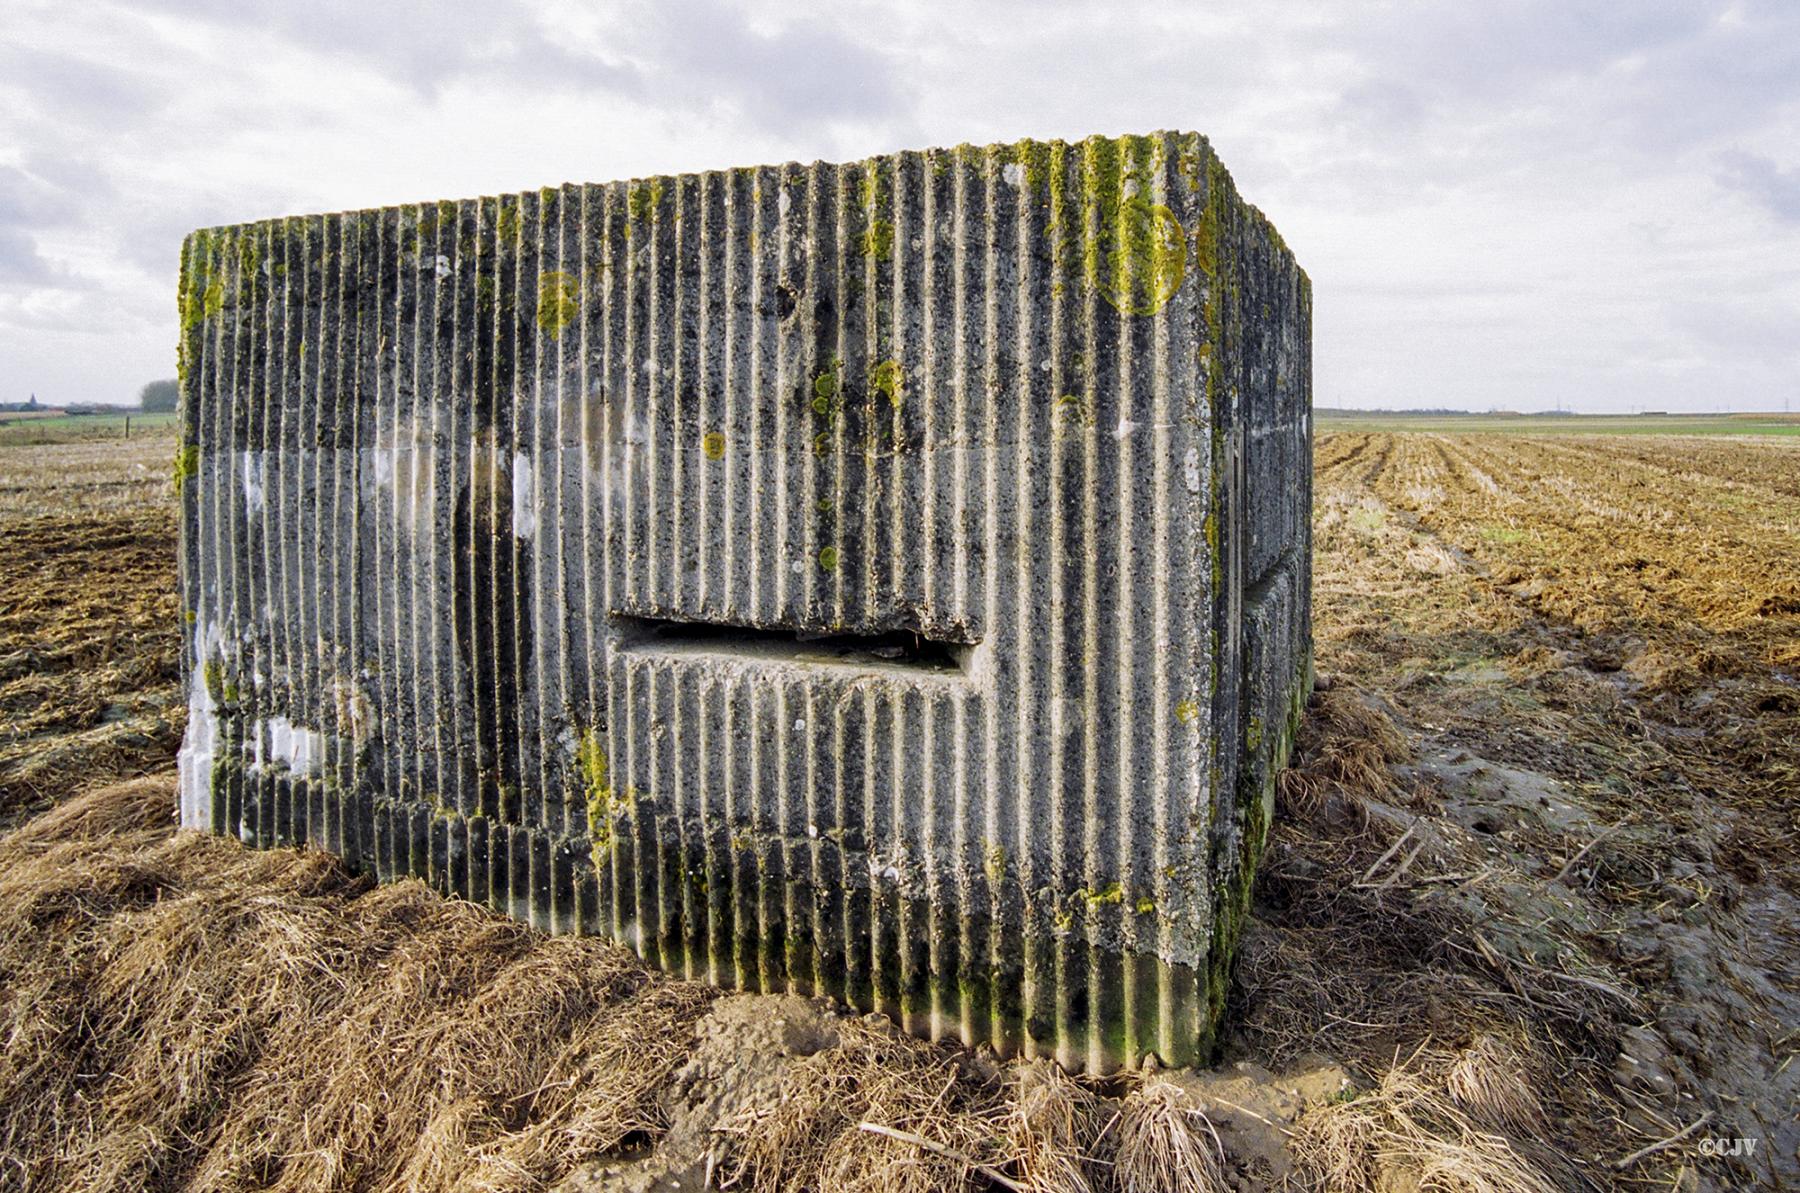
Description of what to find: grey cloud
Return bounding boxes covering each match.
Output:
[116,0,909,135]
[1332,1,1706,105]
[120,0,624,92]
[1334,80,1426,137]
[1668,296,1800,358]
[0,164,78,227]
[633,0,907,126]
[0,226,57,284]
[0,166,84,286]
[0,41,169,127]
[1305,1,1800,171]
[1715,151,1800,223]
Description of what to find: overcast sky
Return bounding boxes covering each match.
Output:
[3,0,1797,412]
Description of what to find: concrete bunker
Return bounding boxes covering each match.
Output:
[175,131,1311,1072]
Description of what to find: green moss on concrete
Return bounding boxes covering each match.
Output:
[862,219,894,259]
[1009,134,1196,316]
[578,728,616,864]
[868,359,904,408]
[173,444,201,495]
[236,235,261,299]
[1078,882,1124,906]
[201,658,226,703]
[535,270,580,339]
[813,356,842,401]
[496,202,522,245]
[1051,393,1093,437]
[628,181,664,225]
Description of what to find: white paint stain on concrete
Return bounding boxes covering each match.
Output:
[512,451,536,538]
[176,619,222,830]
[265,716,323,776]
[242,451,265,515]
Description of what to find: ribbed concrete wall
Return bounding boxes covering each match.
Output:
[174,131,1310,1072]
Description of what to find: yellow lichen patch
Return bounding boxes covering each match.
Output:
[577,728,616,859]
[862,219,894,259]
[1174,699,1201,725]
[868,359,904,409]
[818,545,840,572]
[1077,882,1125,906]
[496,203,522,245]
[535,270,580,340]
[702,430,727,460]
[1091,193,1187,317]
[628,181,663,224]
[1195,203,1220,279]
[172,444,201,495]
[200,275,225,322]
[201,658,226,703]
[1051,393,1093,437]
[813,359,841,401]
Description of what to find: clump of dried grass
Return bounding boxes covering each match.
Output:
[0,775,716,1193]
[1007,1061,1106,1193]
[1403,541,1461,576]
[1292,1045,1558,1193]
[1115,1079,1229,1193]
[1282,686,1413,815]
[708,1015,1007,1193]
[1444,1034,1546,1137]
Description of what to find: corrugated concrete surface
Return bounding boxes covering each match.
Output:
[174,131,1311,1072]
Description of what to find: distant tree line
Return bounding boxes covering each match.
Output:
[1318,406,1483,416]
[139,379,178,412]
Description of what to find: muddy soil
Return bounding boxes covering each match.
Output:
[0,514,182,828]
[1232,432,1799,1189]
